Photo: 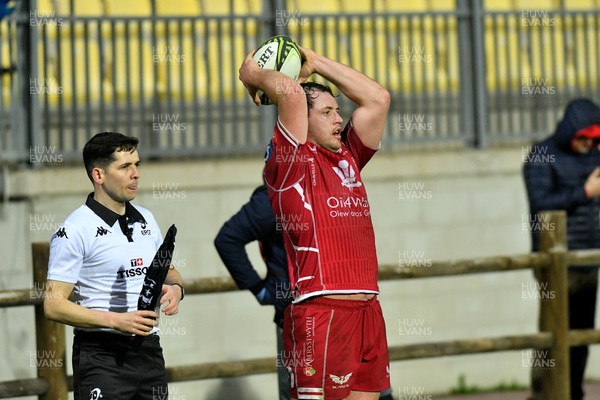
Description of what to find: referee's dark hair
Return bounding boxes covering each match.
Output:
[83,132,139,182]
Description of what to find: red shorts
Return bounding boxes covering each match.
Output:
[283,296,390,400]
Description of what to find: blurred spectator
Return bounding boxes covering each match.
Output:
[523,98,600,400]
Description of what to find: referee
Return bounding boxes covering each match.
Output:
[44,132,184,400]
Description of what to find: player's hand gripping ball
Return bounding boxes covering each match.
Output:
[252,35,303,105]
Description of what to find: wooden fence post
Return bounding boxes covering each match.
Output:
[538,211,570,400]
[32,243,68,400]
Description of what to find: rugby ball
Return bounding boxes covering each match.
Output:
[252,35,303,105]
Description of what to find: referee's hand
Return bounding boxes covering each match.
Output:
[112,310,159,336]
[159,284,181,316]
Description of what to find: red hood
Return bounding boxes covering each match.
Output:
[573,124,600,140]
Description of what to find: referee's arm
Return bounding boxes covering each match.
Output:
[161,267,184,316]
[44,280,159,336]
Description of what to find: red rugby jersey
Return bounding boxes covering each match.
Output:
[264,118,380,303]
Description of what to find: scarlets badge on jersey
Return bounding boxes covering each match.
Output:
[137,224,177,311]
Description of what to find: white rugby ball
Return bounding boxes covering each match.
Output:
[252,35,302,105]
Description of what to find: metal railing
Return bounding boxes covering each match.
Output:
[484,8,600,145]
[0,211,596,399]
[1,0,599,164]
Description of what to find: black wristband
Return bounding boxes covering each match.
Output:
[170,283,185,301]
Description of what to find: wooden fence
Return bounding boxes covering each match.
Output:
[1,210,599,399]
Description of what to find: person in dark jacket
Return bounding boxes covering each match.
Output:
[214,184,291,400]
[523,98,600,400]
[214,184,395,400]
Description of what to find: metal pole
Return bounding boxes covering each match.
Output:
[16,0,39,164]
[470,0,487,148]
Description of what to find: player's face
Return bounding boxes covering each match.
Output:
[307,91,343,152]
[98,150,140,204]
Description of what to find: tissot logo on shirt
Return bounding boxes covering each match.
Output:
[95,227,109,237]
[117,266,148,279]
[130,258,143,267]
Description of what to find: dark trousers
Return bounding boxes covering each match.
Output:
[531,268,598,400]
[73,331,168,400]
[569,269,598,400]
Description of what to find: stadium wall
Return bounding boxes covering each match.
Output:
[2,145,600,398]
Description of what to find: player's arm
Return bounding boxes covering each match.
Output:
[43,280,159,335]
[160,267,183,316]
[239,51,308,144]
[299,47,390,150]
[214,186,276,304]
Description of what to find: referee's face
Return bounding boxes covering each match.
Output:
[99,149,140,206]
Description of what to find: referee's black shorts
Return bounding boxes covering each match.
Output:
[73,330,168,400]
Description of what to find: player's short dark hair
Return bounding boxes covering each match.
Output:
[83,132,138,182]
[300,82,335,112]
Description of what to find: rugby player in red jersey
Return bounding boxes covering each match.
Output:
[239,45,391,400]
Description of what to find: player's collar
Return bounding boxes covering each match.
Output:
[85,192,146,227]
